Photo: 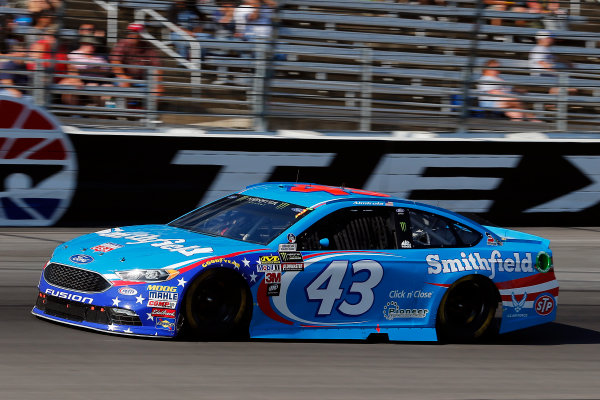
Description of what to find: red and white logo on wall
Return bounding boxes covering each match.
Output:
[0,96,77,226]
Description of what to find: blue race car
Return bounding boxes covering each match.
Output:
[33,183,558,342]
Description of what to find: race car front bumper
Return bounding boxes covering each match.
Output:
[32,291,177,338]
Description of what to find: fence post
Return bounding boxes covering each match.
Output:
[146,68,158,128]
[252,41,267,132]
[556,71,568,131]
[107,1,119,45]
[359,46,372,131]
[32,59,45,106]
[457,0,484,134]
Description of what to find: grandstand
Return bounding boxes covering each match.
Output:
[2,0,600,132]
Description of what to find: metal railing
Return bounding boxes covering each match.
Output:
[3,0,600,132]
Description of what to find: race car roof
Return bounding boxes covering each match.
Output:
[240,182,405,208]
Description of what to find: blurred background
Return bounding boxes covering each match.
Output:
[2,0,600,133]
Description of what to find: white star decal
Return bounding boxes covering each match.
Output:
[124,328,133,334]
[136,294,145,304]
[107,324,117,331]
[256,258,262,266]
[177,277,187,287]
[112,297,120,306]
[249,271,258,282]
[242,257,250,267]
[147,313,154,321]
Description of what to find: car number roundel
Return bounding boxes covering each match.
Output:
[271,255,384,325]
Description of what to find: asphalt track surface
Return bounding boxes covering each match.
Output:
[1,227,599,400]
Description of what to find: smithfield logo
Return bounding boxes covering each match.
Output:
[426,250,534,279]
[95,228,213,257]
[383,301,429,320]
[118,287,137,296]
[535,295,555,316]
[511,292,527,312]
[69,254,94,264]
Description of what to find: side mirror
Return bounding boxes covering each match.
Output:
[319,238,330,248]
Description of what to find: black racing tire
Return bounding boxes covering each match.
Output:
[183,269,252,340]
[436,275,499,343]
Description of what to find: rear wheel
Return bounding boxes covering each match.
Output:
[436,275,499,343]
[183,269,252,340]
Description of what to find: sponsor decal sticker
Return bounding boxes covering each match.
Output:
[155,317,176,331]
[278,243,297,252]
[426,250,534,279]
[389,289,432,299]
[118,287,138,296]
[401,240,411,249]
[151,308,176,318]
[267,283,281,296]
[383,302,429,320]
[260,255,280,264]
[44,288,93,304]
[147,300,177,308]
[147,285,177,292]
[91,242,123,253]
[278,251,303,263]
[504,292,529,318]
[287,233,296,243]
[69,254,94,264]
[201,257,240,269]
[258,264,281,272]
[149,291,179,301]
[265,271,281,284]
[96,228,213,257]
[535,294,555,316]
[486,233,502,246]
[282,263,304,271]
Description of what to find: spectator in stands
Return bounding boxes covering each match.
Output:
[0,41,29,97]
[213,0,236,40]
[478,59,541,122]
[28,0,60,13]
[484,0,529,27]
[527,0,569,30]
[529,30,576,98]
[246,0,276,40]
[110,23,162,97]
[27,25,68,78]
[234,0,276,40]
[57,35,112,106]
[168,0,211,59]
[529,30,560,75]
[21,10,56,47]
[233,0,254,39]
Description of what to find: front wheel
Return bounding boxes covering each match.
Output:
[183,269,252,340]
[436,276,499,343]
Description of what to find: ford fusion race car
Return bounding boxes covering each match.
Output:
[33,183,558,342]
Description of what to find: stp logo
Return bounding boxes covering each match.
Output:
[535,295,555,316]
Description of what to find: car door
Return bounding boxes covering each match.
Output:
[269,205,426,328]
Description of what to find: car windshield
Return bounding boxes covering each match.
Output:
[168,194,312,245]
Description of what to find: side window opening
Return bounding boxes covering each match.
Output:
[409,209,459,248]
[297,207,396,251]
[452,222,483,246]
[407,209,482,248]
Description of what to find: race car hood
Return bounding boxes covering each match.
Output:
[483,226,551,248]
[50,225,264,274]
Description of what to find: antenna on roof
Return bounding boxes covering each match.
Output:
[296,169,300,183]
